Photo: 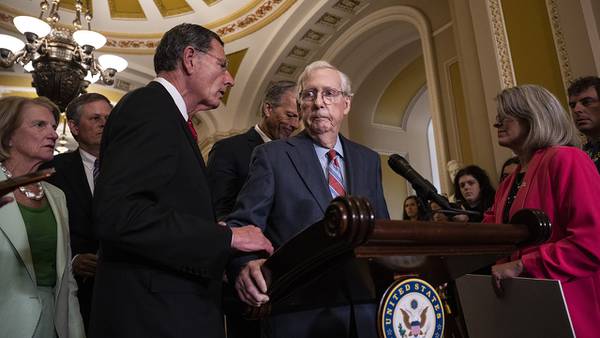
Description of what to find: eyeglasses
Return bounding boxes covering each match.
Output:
[300,87,347,104]
[194,48,229,71]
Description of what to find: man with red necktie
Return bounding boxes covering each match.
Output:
[90,23,273,338]
[227,60,389,338]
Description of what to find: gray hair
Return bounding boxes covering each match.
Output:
[260,80,297,117]
[496,84,580,160]
[153,23,223,74]
[296,60,353,98]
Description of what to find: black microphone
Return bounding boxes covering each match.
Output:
[388,154,453,211]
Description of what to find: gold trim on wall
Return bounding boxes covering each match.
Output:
[486,0,516,89]
[546,0,572,89]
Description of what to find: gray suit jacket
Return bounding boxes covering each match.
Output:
[0,171,84,338]
[227,131,389,310]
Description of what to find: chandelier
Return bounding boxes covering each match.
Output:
[0,0,127,111]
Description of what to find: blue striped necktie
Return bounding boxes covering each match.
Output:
[327,149,346,197]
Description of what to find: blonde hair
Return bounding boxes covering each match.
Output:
[0,96,60,161]
[496,85,580,160]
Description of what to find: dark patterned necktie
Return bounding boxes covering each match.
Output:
[93,158,100,183]
[327,149,345,197]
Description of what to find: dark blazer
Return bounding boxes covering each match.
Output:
[207,127,264,220]
[41,150,97,331]
[43,150,96,255]
[227,131,389,337]
[90,81,232,338]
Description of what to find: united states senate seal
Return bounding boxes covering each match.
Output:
[378,278,444,338]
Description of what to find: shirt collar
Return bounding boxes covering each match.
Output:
[313,135,344,159]
[78,148,96,168]
[254,124,272,143]
[153,77,188,121]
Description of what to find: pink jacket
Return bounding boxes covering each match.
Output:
[484,146,600,338]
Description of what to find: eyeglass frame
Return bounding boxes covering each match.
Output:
[299,87,352,105]
[192,47,229,71]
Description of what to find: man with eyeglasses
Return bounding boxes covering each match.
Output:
[226,60,389,338]
[89,23,273,338]
[568,76,600,172]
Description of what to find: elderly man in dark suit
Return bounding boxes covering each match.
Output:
[90,23,273,338]
[227,60,389,338]
[207,80,299,221]
[41,93,111,332]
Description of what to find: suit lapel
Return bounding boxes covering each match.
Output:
[340,135,356,195]
[246,128,264,153]
[43,182,67,292]
[0,171,36,284]
[148,81,207,170]
[287,132,331,213]
[63,150,93,201]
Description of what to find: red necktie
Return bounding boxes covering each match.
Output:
[327,149,346,197]
[187,118,198,142]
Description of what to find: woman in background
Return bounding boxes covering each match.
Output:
[429,201,449,222]
[453,165,496,222]
[499,156,519,183]
[402,195,427,221]
[487,85,600,338]
[0,96,84,338]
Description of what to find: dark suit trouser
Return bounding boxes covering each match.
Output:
[76,276,94,333]
[260,303,378,338]
[224,281,260,338]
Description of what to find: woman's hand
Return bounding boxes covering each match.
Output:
[491,259,523,296]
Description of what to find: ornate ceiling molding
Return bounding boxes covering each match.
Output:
[0,0,296,54]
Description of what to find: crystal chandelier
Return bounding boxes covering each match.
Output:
[0,0,127,111]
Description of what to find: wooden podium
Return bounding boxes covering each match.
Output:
[246,196,551,337]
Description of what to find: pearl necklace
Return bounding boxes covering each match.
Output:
[0,162,45,201]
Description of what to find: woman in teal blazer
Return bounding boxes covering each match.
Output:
[0,96,84,338]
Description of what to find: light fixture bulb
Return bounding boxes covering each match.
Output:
[13,16,51,38]
[0,34,25,54]
[73,30,107,50]
[84,70,100,84]
[24,61,34,72]
[98,54,128,72]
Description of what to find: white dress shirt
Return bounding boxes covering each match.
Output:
[254,124,273,143]
[79,148,97,193]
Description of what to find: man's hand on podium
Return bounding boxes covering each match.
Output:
[235,259,269,307]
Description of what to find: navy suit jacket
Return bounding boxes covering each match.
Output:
[90,81,232,338]
[227,131,389,310]
[207,127,264,220]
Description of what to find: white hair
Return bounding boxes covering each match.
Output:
[296,60,353,98]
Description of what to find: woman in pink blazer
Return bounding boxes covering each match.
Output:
[485,85,600,338]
